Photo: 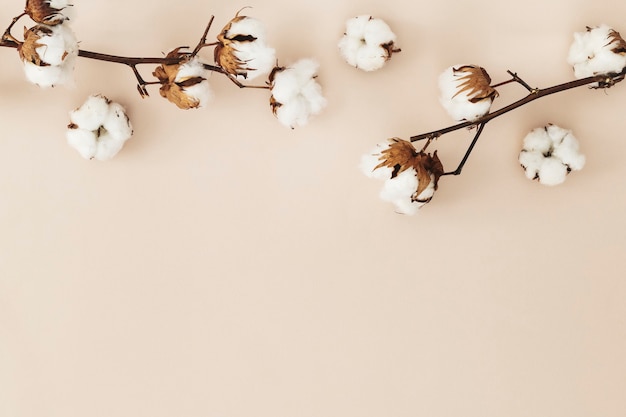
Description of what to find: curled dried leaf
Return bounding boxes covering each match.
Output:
[453,65,498,103]
[25,0,67,25]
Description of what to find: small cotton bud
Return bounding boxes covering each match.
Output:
[519,124,585,186]
[439,65,498,122]
[338,15,400,72]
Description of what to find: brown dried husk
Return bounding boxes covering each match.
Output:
[18,25,51,65]
[152,48,206,110]
[214,13,258,77]
[25,0,66,25]
[453,65,498,103]
[374,138,444,203]
[608,29,626,54]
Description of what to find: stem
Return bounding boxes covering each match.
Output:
[410,68,626,142]
[442,122,487,176]
[1,12,26,45]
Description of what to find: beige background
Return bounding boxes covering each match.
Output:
[1,0,625,416]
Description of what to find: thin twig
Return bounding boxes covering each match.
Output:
[410,68,626,142]
[441,122,487,176]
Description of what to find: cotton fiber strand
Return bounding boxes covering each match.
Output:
[518,124,585,186]
[67,95,133,161]
[567,24,626,82]
[270,59,327,128]
[338,15,399,71]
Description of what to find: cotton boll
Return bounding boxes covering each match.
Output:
[438,65,497,122]
[67,95,133,161]
[519,124,585,185]
[567,24,626,81]
[176,59,213,108]
[270,59,327,128]
[20,22,78,87]
[338,15,399,71]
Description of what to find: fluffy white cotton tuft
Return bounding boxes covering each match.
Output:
[518,124,585,186]
[225,16,276,80]
[270,59,327,128]
[338,15,398,72]
[567,24,626,81]
[438,65,497,122]
[67,95,133,161]
[22,23,78,87]
[176,57,213,107]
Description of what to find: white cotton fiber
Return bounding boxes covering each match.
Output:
[67,95,133,161]
[225,16,276,80]
[567,24,626,80]
[380,167,421,215]
[338,15,398,72]
[360,141,393,181]
[175,58,213,107]
[22,22,78,87]
[519,125,585,186]
[270,59,327,128]
[438,65,495,122]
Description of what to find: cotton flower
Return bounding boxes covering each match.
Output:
[338,15,400,71]
[214,11,276,80]
[438,65,498,122]
[18,22,78,87]
[66,95,133,161]
[269,59,327,128]
[567,24,626,84]
[360,138,444,214]
[25,0,72,25]
[518,124,585,186]
[153,48,212,109]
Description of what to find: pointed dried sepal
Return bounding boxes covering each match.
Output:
[607,29,626,54]
[25,0,69,26]
[18,25,50,65]
[452,65,498,103]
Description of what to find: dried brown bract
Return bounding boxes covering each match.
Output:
[607,29,626,54]
[152,48,208,110]
[25,0,68,26]
[375,138,444,202]
[18,25,51,65]
[268,65,285,115]
[453,65,499,103]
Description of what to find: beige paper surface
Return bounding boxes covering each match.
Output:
[1,1,625,416]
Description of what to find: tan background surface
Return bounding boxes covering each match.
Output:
[1,1,625,416]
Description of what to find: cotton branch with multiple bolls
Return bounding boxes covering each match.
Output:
[0,1,327,158]
[362,24,626,214]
